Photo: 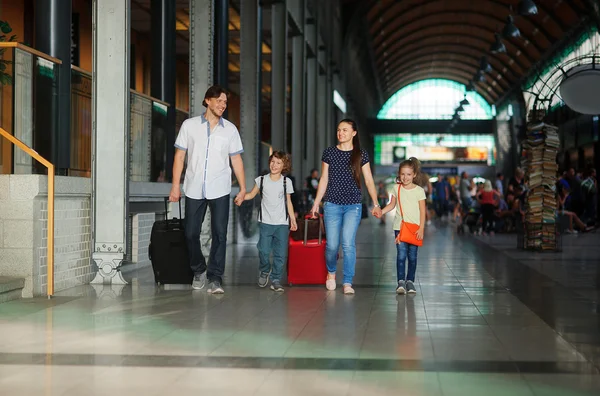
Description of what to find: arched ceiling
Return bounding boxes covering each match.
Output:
[343,0,590,105]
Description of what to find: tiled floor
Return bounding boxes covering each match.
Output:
[0,216,599,395]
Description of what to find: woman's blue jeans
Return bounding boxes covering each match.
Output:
[394,230,419,282]
[323,202,362,285]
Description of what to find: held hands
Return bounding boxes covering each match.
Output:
[234,190,246,206]
[371,206,382,218]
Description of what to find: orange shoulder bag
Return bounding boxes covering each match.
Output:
[394,185,423,246]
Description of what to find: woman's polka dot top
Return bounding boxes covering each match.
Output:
[322,146,369,205]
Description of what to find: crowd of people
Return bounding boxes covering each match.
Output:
[412,165,597,236]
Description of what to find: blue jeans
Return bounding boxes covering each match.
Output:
[185,194,230,284]
[323,202,362,285]
[394,230,419,282]
[257,223,289,282]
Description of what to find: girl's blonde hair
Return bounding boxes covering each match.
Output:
[483,180,493,192]
[397,157,424,185]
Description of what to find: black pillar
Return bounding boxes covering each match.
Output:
[151,0,176,182]
[214,0,229,90]
[35,0,71,174]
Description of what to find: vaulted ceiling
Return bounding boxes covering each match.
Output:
[344,0,592,105]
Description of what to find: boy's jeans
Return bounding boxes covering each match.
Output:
[323,202,362,285]
[257,223,289,282]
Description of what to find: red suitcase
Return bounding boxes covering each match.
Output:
[287,215,327,286]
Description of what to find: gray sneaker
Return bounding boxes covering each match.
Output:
[258,272,270,288]
[270,280,284,292]
[396,280,406,295]
[207,281,224,294]
[192,272,207,290]
[406,280,417,294]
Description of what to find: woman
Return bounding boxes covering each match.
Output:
[310,119,381,294]
[476,180,501,235]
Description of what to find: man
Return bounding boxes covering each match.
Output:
[169,85,246,294]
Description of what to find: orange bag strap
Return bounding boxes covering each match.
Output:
[395,184,403,244]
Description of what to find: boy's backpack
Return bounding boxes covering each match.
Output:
[258,175,288,222]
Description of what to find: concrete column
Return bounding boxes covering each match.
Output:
[91,0,130,285]
[34,0,71,174]
[189,0,214,116]
[304,22,317,178]
[317,63,327,158]
[213,0,229,91]
[291,34,305,182]
[189,0,214,253]
[240,0,260,185]
[150,0,176,182]
[271,1,287,151]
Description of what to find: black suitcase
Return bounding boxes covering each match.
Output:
[149,198,193,285]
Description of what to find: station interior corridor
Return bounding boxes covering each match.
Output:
[0,215,598,395]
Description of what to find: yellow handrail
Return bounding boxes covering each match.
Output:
[0,42,62,65]
[0,127,54,298]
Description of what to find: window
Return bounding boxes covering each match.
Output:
[377,79,493,120]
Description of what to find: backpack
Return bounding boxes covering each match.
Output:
[258,175,288,222]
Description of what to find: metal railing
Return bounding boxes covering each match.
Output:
[0,127,54,297]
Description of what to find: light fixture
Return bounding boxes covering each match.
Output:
[560,63,600,115]
[460,97,470,106]
[475,70,486,82]
[480,56,492,73]
[490,33,506,53]
[502,15,520,38]
[457,105,465,113]
[518,0,538,16]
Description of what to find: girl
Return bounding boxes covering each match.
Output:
[378,157,426,295]
[476,180,501,235]
[244,151,298,292]
[310,119,381,294]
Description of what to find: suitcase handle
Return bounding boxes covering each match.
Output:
[164,197,183,230]
[304,215,324,246]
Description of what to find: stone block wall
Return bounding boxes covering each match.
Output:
[131,212,155,268]
[0,175,93,297]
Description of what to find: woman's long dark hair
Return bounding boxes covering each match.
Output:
[339,119,362,188]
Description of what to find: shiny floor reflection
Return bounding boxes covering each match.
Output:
[0,217,599,395]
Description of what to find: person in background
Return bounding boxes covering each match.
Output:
[306,168,320,206]
[495,172,504,196]
[477,180,501,236]
[434,174,450,221]
[581,167,597,226]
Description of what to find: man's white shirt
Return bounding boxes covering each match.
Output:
[175,115,244,200]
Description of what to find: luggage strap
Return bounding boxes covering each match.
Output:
[258,175,288,222]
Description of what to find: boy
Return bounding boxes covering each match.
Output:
[243,152,298,291]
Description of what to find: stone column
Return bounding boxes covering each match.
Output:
[91,0,131,284]
[270,0,288,151]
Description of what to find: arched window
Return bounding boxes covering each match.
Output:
[377,79,493,120]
